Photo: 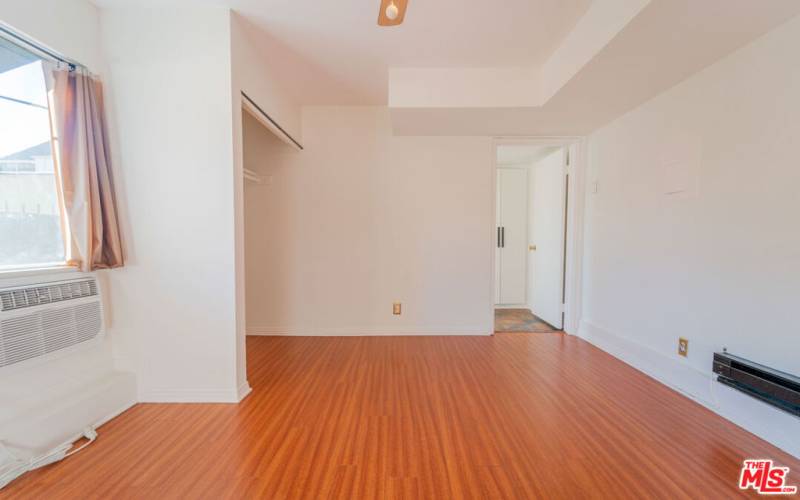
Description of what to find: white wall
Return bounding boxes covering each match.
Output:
[244,106,493,335]
[581,15,800,457]
[0,0,104,70]
[100,8,240,402]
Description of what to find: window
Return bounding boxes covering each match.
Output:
[0,37,65,270]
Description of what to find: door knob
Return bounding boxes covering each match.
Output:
[529,244,537,251]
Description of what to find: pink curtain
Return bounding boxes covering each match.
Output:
[47,65,124,272]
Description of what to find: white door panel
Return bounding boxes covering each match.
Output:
[530,150,567,328]
[496,168,528,305]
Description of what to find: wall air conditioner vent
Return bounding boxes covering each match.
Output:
[0,277,104,369]
[0,279,98,312]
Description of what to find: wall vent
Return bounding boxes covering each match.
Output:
[713,352,800,417]
[0,279,97,312]
[0,278,104,369]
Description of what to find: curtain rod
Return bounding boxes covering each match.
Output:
[0,24,87,71]
[241,92,304,151]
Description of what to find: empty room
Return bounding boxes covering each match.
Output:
[1,0,799,498]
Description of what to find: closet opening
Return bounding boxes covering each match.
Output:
[238,93,302,392]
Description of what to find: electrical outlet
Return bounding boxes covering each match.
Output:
[678,337,689,357]
[392,302,402,315]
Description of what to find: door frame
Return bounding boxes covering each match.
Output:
[489,136,587,334]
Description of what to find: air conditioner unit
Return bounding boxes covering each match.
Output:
[0,277,105,370]
[0,275,135,490]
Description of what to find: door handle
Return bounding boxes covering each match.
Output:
[529,244,537,251]
[501,227,505,248]
[497,227,501,248]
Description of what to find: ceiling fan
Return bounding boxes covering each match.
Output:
[378,0,408,26]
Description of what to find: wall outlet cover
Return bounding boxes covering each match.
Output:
[678,337,689,357]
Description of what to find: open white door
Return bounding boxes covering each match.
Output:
[530,149,567,328]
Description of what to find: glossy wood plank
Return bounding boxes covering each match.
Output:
[2,334,797,499]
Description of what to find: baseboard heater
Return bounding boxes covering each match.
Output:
[713,352,800,417]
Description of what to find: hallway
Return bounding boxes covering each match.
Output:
[495,308,560,333]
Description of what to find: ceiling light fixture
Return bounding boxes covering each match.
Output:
[378,0,408,26]
[385,2,399,20]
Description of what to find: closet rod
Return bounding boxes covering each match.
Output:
[241,91,303,151]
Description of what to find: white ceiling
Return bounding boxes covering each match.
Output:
[390,0,800,135]
[91,0,592,105]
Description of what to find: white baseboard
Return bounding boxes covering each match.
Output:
[94,394,137,429]
[237,381,252,402]
[578,320,800,459]
[246,325,492,336]
[139,387,242,403]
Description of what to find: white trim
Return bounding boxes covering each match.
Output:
[493,136,584,145]
[487,139,498,335]
[0,265,77,280]
[247,326,492,336]
[496,160,537,168]
[563,139,587,334]
[139,388,242,403]
[93,399,137,429]
[490,136,586,335]
[578,320,800,459]
[237,381,252,402]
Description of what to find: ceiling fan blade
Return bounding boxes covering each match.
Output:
[377,0,409,26]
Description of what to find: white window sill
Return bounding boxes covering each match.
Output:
[0,264,79,280]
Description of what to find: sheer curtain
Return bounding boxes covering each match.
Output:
[45,62,124,272]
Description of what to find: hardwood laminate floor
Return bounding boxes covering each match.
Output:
[2,334,797,499]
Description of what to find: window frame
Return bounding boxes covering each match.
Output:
[0,29,72,273]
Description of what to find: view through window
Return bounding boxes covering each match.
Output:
[0,37,65,269]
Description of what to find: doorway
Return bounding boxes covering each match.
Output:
[493,140,581,334]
